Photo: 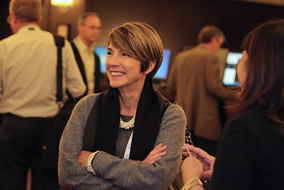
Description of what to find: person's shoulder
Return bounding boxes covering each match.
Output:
[162,102,186,129]
[155,90,169,104]
[41,31,71,47]
[167,102,185,115]
[164,101,186,119]
[35,29,53,38]
[173,47,196,65]
[224,111,273,137]
[230,111,268,125]
[176,46,198,57]
[75,93,102,110]
[79,93,102,104]
[180,45,216,59]
[0,33,16,45]
[194,45,217,58]
[155,90,185,116]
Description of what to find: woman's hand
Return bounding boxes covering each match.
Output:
[78,150,92,167]
[181,156,203,184]
[182,144,215,179]
[142,143,167,164]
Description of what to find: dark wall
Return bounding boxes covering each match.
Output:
[0,0,85,41]
[0,0,12,40]
[217,1,284,51]
[86,0,284,62]
[1,0,284,61]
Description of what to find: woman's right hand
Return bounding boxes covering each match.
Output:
[142,143,167,164]
[182,144,215,179]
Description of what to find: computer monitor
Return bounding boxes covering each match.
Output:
[94,45,108,74]
[154,49,171,80]
[94,45,171,80]
[222,52,243,86]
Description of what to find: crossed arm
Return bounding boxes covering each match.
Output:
[78,143,167,167]
[58,95,186,190]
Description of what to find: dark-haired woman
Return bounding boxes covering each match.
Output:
[58,22,186,190]
[181,19,284,190]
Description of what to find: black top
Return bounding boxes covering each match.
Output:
[211,111,284,190]
[115,115,134,158]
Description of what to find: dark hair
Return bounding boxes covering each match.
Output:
[226,19,284,130]
[198,25,225,43]
[108,22,164,78]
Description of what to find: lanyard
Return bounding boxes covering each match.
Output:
[123,132,133,159]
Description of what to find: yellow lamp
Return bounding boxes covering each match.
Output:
[51,0,73,6]
[51,0,73,14]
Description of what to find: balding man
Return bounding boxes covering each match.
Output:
[0,0,85,189]
[71,12,102,95]
[167,25,237,156]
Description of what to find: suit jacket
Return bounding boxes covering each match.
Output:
[71,42,101,95]
[167,44,237,140]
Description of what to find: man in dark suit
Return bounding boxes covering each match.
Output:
[71,12,102,95]
[167,25,237,156]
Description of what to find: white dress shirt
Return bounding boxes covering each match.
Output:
[0,25,86,117]
[73,36,95,95]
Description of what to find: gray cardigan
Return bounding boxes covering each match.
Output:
[58,92,186,190]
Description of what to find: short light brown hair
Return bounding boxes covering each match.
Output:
[108,22,164,78]
[77,12,99,25]
[198,25,225,43]
[9,0,42,23]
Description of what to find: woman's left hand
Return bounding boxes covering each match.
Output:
[78,150,92,167]
[142,143,167,164]
[181,156,203,184]
[182,144,215,179]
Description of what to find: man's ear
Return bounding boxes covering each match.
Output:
[11,11,17,24]
[77,24,83,32]
[144,60,156,75]
[38,16,43,23]
[210,37,217,44]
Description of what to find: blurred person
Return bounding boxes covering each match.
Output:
[167,25,237,156]
[71,12,102,95]
[181,19,284,190]
[58,22,186,190]
[0,0,86,189]
[58,12,102,140]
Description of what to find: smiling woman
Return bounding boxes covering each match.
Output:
[58,22,187,190]
[105,44,145,90]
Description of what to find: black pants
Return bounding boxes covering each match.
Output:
[0,114,59,190]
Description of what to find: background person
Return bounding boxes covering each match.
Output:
[57,12,102,141]
[181,19,284,190]
[0,0,86,189]
[167,25,237,156]
[71,12,102,95]
[58,22,186,190]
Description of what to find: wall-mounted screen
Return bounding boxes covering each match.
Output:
[154,49,171,80]
[222,52,243,86]
[94,45,108,73]
[95,45,171,80]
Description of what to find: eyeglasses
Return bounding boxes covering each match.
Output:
[7,15,10,24]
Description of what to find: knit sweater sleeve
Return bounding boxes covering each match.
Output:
[58,94,119,190]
